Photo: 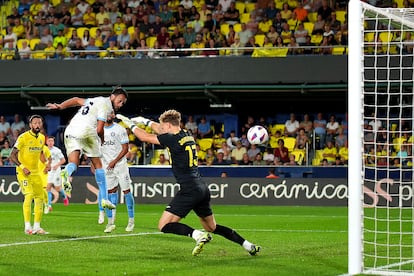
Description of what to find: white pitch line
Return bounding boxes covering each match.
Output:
[0,231,163,248]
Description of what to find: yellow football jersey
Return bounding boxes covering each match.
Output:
[15,130,45,174]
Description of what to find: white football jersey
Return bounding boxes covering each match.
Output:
[101,122,129,167]
[65,96,113,138]
[49,146,65,168]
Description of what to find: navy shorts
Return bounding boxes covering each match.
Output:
[165,180,213,218]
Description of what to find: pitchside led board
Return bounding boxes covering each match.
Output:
[0,174,412,207]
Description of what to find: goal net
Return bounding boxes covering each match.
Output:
[348,0,414,275]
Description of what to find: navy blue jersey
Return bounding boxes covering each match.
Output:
[157,129,202,186]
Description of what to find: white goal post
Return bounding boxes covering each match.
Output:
[348,0,414,275]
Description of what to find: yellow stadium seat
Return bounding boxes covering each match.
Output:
[32,52,47,59]
[65,27,75,39]
[220,23,229,36]
[235,1,245,13]
[254,34,265,46]
[146,36,157,47]
[303,22,314,35]
[307,12,318,22]
[245,2,256,12]
[364,32,375,42]
[89,27,99,38]
[283,137,296,152]
[197,138,213,151]
[271,124,285,135]
[29,38,41,50]
[335,11,347,24]
[291,149,305,165]
[311,34,323,44]
[77,27,89,39]
[17,39,29,50]
[240,13,251,24]
[233,23,242,33]
[332,46,346,55]
[269,136,280,148]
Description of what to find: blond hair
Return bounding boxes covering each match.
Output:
[159,109,181,126]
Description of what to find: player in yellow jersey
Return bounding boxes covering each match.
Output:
[10,115,50,235]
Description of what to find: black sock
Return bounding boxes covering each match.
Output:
[213,224,245,245]
[161,222,195,237]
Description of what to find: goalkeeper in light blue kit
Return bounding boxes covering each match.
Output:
[98,112,135,233]
[46,87,128,211]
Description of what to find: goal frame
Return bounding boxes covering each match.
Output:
[348,0,364,274]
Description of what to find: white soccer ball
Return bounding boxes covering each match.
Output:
[247,125,269,145]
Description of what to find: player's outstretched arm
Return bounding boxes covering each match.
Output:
[116,114,160,145]
[46,97,85,110]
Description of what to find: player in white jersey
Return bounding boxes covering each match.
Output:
[98,113,135,233]
[45,136,67,213]
[46,87,128,210]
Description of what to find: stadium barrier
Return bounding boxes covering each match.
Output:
[1,166,409,207]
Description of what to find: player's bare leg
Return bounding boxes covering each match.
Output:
[90,157,115,210]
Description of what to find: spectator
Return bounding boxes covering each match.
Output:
[326,114,339,144]
[312,14,325,35]
[0,131,9,149]
[3,26,18,50]
[265,1,278,20]
[71,7,84,27]
[156,153,170,165]
[226,130,239,150]
[217,142,232,161]
[231,140,247,164]
[294,23,308,45]
[237,23,253,46]
[299,113,313,139]
[238,153,252,165]
[1,140,13,165]
[247,143,261,161]
[252,152,267,165]
[317,0,333,22]
[322,140,337,164]
[295,128,309,149]
[11,114,26,134]
[184,115,198,136]
[293,2,308,22]
[274,139,290,164]
[213,132,226,150]
[263,147,275,165]
[265,167,279,178]
[338,140,348,165]
[284,113,299,137]
[85,38,100,59]
[50,17,66,37]
[205,148,215,165]
[313,112,327,149]
[335,127,347,149]
[197,116,213,138]
[18,40,31,59]
[273,12,287,34]
[212,151,231,165]
[280,3,292,20]
[0,116,11,136]
[284,154,298,166]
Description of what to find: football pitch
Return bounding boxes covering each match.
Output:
[0,203,348,275]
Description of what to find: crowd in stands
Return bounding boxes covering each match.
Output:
[0,0,357,59]
[1,111,412,168]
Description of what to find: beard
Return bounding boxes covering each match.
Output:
[32,127,41,134]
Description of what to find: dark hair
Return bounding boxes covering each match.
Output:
[111,86,128,98]
[29,114,43,123]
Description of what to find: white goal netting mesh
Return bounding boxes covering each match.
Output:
[362,3,414,275]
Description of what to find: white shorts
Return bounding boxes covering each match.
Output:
[106,164,132,191]
[48,169,62,186]
[64,131,102,158]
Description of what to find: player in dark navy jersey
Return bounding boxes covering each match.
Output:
[116,110,261,256]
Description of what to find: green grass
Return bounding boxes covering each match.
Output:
[0,203,348,276]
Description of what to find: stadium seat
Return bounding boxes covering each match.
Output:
[364,32,375,42]
[220,23,230,36]
[245,2,256,12]
[29,38,41,50]
[335,11,347,24]
[332,47,346,55]
[146,36,157,48]
[254,34,265,46]
[303,22,314,35]
[269,136,280,148]
[310,34,323,45]
[233,23,242,33]
[197,138,213,151]
[235,1,245,13]
[240,13,251,24]
[65,27,75,39]
[77,27,89,39]
[89,27,99,38]
[17,39,29,50]
[307,12,317,23]
[271,124,285,135]
[291,149,305,165]
[283,137,296,152]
